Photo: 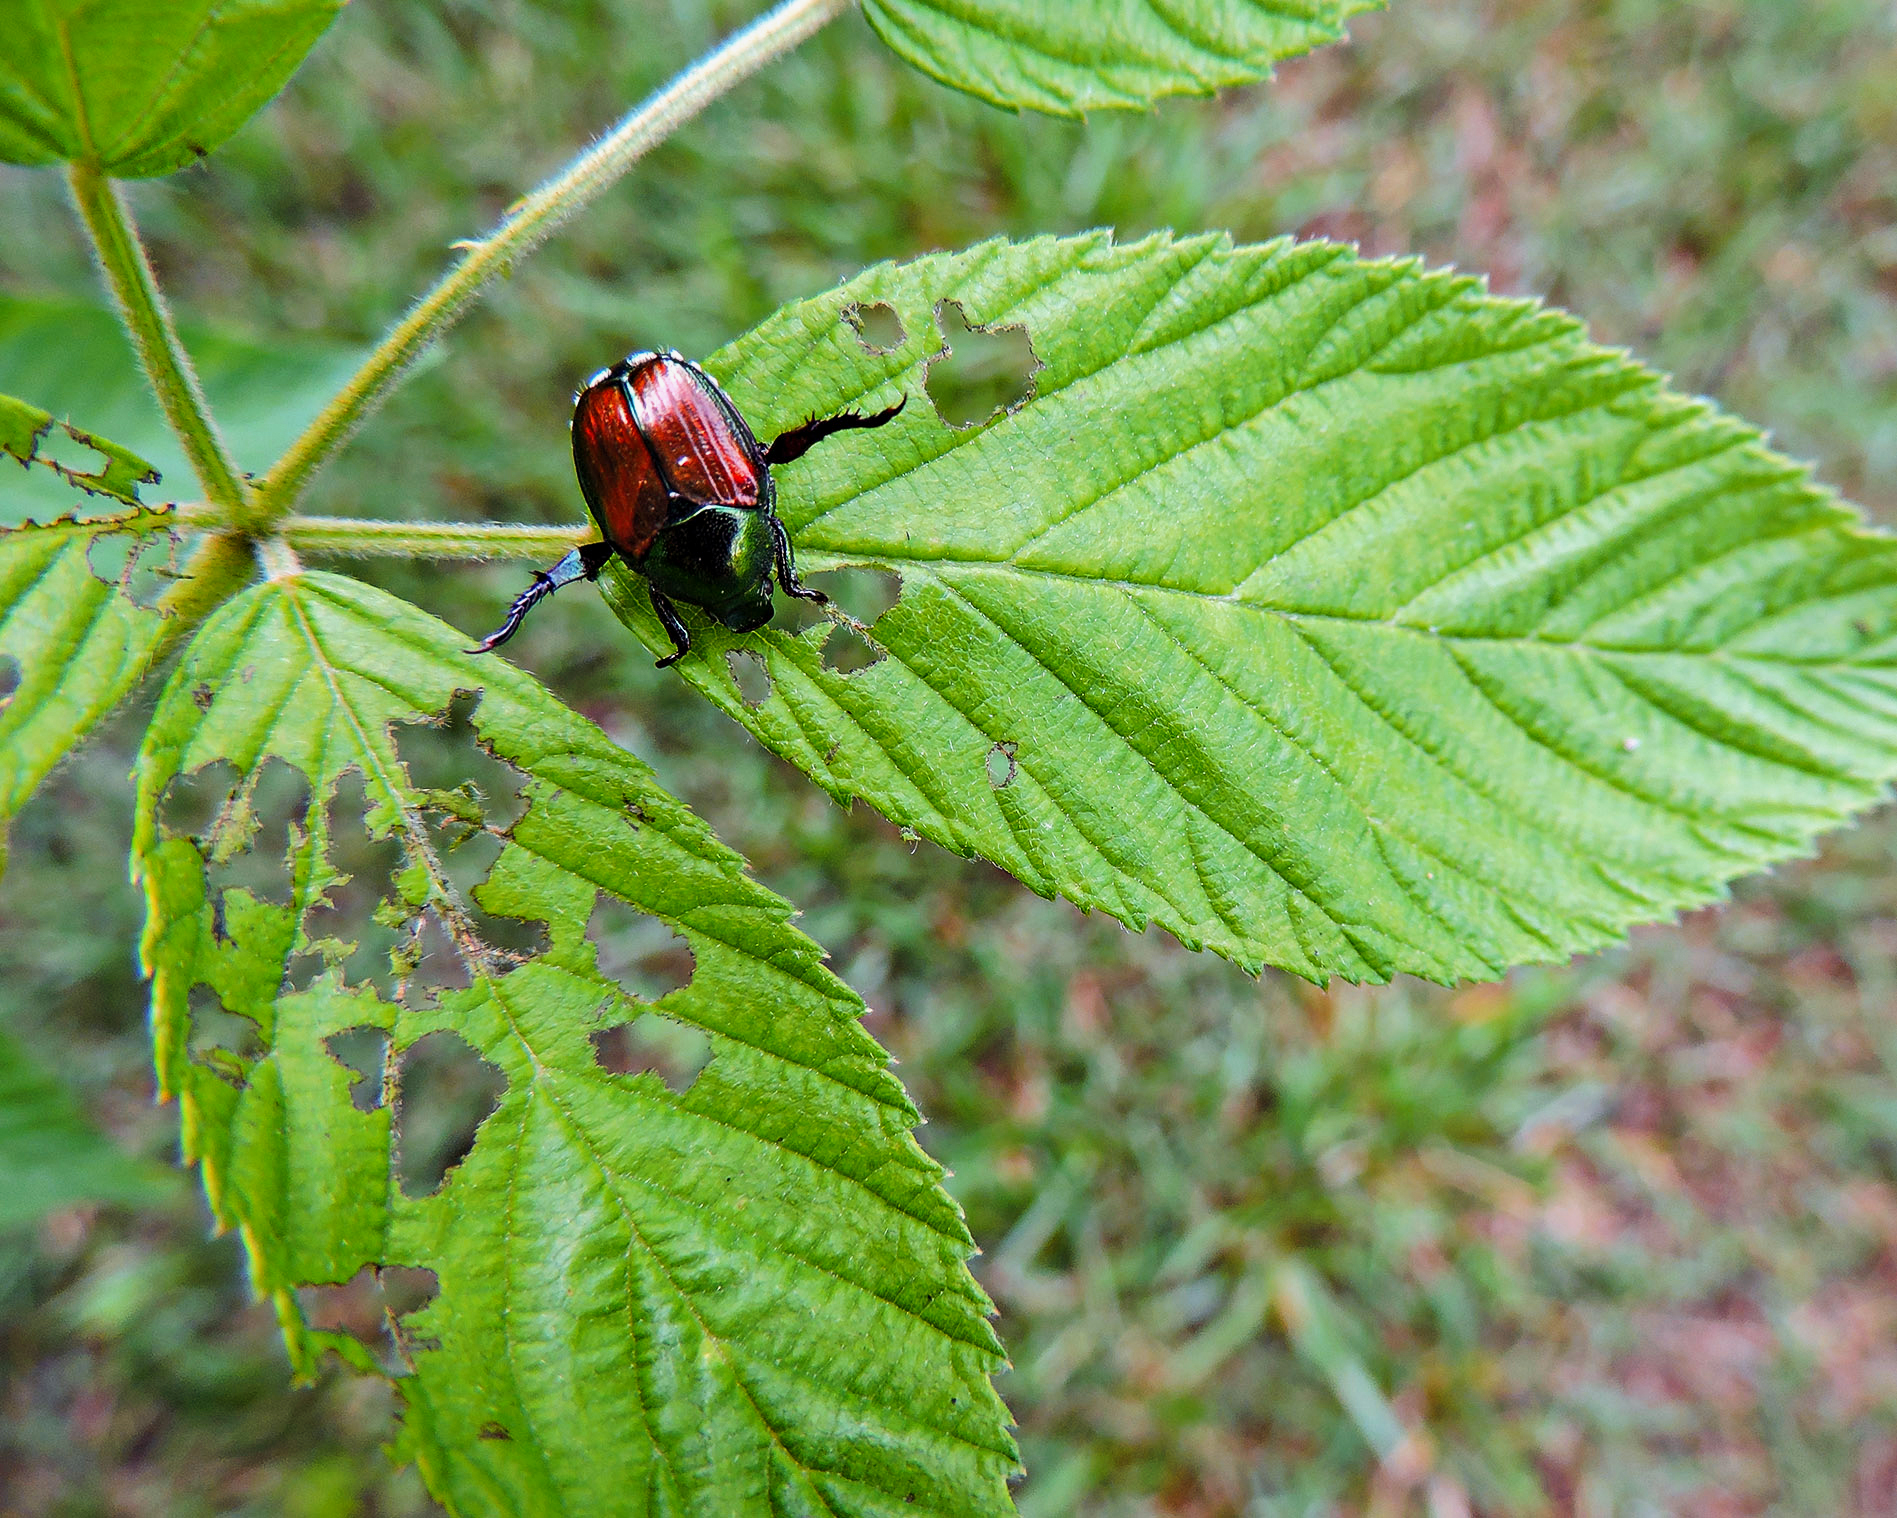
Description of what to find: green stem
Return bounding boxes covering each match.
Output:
[66,163,253,524]
[255,0,855,523]
[149,532,256,661]
[280,516,590,560]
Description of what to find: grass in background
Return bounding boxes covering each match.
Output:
[2,0,1895,1511]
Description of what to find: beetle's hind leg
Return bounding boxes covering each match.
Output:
[768,516,828,606]
[763,395,905,467]
[648,589,693,667]
[467,542,613,654]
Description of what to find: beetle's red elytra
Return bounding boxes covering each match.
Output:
[470,350,904,665]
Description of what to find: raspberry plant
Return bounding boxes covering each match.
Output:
[4,3,1896,1513]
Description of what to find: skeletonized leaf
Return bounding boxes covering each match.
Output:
[0,0,345,178]
[1,295,360,865]
[861,0,1380,115]
[0,1023,174,1229]
[2,390,160,504]
[595,231,1897,984]
[134,572,1015,1517]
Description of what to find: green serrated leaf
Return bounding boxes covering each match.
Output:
[0,1022,174,1229]
[134,572,1016,1517]
[0,511,178,852]
[0,0,345,178]
[861,0,1380,115]
[2,389,161,504]
[593,230,1897,986]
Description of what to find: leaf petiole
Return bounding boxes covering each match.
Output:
[64,164,255,526]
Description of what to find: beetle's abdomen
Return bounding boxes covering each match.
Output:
[572,378,671,560]
[627,355,762,509]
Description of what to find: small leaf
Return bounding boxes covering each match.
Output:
[599,231,1897,985]
[0,0,345,178]
[861,0,1380,115]
[2,390,160,504]
[135,573,1016,1516]
[0,511,178,858]
[0,1022,173,1230]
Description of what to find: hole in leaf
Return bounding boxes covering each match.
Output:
[394,1030,506,1199]
[430,823,548,963]
[587,896,695,1002]
[726,648,772,708]
[323,1026,390,1112]
[393,690,527,831]
[0,653,18,705]
[393,691,546,966]
[396,910,471,1008]
[768,592,829,637]
[822,622,884,675]
[84,531,179,607]
[298,1264,440,1374]
[380,1264,439,1322]
[188,984,261,1083]
[813,567,902,626]
[591,1012,712,1094]
[32,422,158,501]
[168,758,310,908]
[295,770,406,994]
[845,301,906,355]
[159,758,239,839]
[925,300,1038,430]
[986,741,1019,790]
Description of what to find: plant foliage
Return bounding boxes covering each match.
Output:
[600,230,1897,984]
[0,511,176,851]
[0,0,346,177]
[133,572,1015,1514]
[3,1,1894,1514]
[860,0,1382,114]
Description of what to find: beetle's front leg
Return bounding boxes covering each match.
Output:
[649,588,693,667]
[468,542,614,654]
[769,516,828,605]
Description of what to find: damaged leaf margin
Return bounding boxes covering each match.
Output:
[2,390,161,505]
[599,229,1897,987]
[133,570,1017,1516]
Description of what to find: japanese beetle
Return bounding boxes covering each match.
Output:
[470,350,903,665]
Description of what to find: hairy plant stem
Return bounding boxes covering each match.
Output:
[279,516,591,560]
[66,164,255,525]
[149,533,256,660]
[254,0,855,524]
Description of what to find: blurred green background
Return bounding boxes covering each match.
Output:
[3,0,1896,1512]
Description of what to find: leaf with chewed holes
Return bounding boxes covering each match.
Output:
[133,572,1015,1516]
[598,230,1897,985]
[0,508,181,865]
[861,0,1380,116]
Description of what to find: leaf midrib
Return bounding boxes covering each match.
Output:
[811,553,1890,671]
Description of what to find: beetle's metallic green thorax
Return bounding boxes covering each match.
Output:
[641,504,776,632]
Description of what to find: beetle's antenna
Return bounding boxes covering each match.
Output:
[467,543,610,654]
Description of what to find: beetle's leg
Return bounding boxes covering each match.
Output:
[763,395,905,467]
[769,515,828,605]
[649,588,693,667]
[467,543,612,654]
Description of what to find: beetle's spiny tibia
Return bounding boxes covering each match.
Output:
[467,544,609,654]
[763,395,906,467]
